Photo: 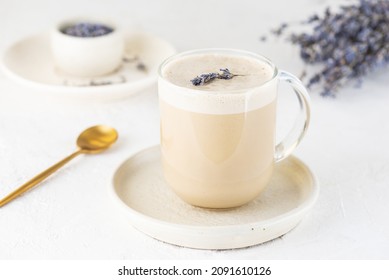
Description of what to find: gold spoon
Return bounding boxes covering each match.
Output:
[0,125,118,208]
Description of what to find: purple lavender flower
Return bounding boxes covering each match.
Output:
[191,72,219,86]
[191,69,236,86]
[267,0,389,96]
[218,68,234,79]
[62,22,113,37]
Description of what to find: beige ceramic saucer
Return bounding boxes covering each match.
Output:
[1,31,175,100]
[110,146,319,250]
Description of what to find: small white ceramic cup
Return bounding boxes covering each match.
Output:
[51,18,125,77]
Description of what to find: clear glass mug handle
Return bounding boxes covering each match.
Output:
[275,70,311,162]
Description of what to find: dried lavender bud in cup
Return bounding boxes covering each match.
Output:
[266,0,389,97]
[62,22,114,37]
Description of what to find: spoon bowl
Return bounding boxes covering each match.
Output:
[77,125,119,154]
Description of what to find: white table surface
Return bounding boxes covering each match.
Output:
[0,0,388,260]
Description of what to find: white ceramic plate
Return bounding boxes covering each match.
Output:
[110,146,319,250]
[1,31,176,100]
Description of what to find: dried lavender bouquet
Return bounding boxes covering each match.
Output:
[265,0,389,96]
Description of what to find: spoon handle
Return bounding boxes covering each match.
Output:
[0,150,82,208]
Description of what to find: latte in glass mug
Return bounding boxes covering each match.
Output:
[158,49,310,208]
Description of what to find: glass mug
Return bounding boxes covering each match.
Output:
[158,49,310,208]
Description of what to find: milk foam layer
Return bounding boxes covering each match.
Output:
[159,53,278,115]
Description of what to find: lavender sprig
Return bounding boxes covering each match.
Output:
[265,0,389,97]
[191,68,237,86]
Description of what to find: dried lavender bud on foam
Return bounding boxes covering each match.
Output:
[190,69,235,86]
[218,68,234,79]
[191,72,219,86]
